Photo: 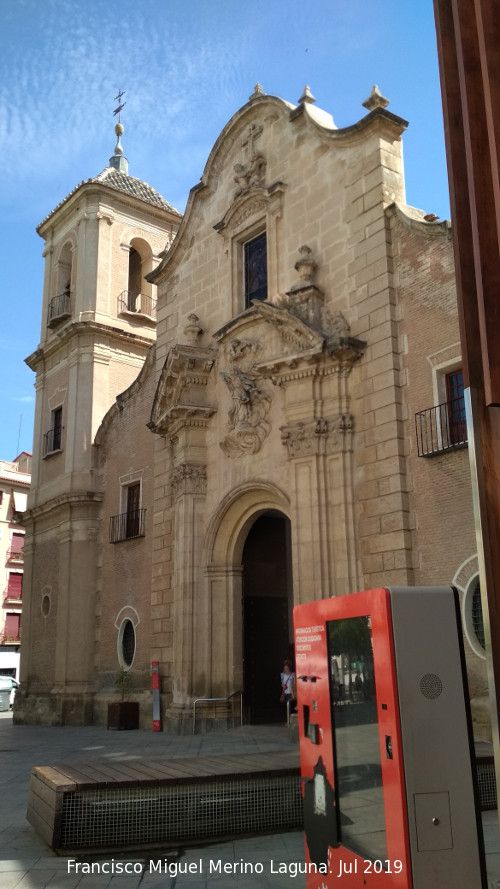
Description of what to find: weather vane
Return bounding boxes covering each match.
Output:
[113,89,126,122]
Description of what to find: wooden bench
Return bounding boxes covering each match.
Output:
[27,751,302,853]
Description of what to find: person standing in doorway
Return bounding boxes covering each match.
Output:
[280,659,296,718]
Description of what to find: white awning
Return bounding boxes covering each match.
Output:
[12,491,27,512]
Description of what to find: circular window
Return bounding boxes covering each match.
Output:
[463,576,486,659]
[118,619,136,668]
[41,594,51,617]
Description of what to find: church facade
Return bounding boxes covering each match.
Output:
[15,86,489,738]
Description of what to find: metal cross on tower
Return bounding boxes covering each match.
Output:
[113,89,126,121]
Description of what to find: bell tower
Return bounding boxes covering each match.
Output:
[17,118,181,725]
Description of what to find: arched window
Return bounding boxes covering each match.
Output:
[118,240,156,319]
[127,248,142,310]
[48,242,73,327]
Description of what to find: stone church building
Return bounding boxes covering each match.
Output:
[15,84,489,737]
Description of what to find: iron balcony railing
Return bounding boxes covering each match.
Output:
[0,631,21,644]
[6,546,24,563]
[43,426,62,456]
[3,587,22,605]
[109,508,146,543]
[415,396,467,456]
[118,291,157,320]
[47,291,72,327]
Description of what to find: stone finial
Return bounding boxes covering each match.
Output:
[184,313,203,344]
[298,85,316,105]
[249,83,265,100]
[294,245,317,287]
[362,84,390,112]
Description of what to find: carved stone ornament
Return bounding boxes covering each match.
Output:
[171,462,207,496]
[184,313,203,344]
[285,244,324,327]
[220,337,272,457]
[280,415,354,458]
[149,344,216,436]
[294,245,317,288]
[234,122,266,198]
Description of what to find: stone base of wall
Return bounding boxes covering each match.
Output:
[471,695,493,743]
[13,691,94,726]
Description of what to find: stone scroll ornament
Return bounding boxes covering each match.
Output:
[220,338,272,457]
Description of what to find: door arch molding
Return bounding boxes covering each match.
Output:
[205,480,290,567]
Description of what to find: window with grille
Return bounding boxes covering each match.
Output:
[43,406,63,455]
[119,619,136,668]
[244,232,267,307]
[471,579,485,651]
[445,370,466,445]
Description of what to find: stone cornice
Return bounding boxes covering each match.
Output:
[23,490,104,524]
[25,321,153,372]
[149,344,217,435]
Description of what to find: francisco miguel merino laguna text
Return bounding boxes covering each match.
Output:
[67,858,331,877]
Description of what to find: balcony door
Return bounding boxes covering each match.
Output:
[125,483,141,539]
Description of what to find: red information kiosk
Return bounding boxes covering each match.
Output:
[293,587,486,888]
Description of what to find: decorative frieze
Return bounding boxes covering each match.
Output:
[171,462,207,496]
[280,415,354,458]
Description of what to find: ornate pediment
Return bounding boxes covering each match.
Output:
[214,301,365,387]
[149,344,216,436]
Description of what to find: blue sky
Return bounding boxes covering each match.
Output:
[0,0,449,461]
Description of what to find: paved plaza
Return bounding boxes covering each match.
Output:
[0,711,499,888]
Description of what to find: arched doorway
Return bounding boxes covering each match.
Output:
[242,510,293,723]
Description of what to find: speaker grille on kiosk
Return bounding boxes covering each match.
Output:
[419,673,443,699]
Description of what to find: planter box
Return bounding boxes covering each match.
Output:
[107,701,139,730]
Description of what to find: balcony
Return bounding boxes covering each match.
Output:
[0,630,21,645]
[109,508,146,543]
[43,426,62,457]
[3,583,22,607]
[47,291,72,327]
[415,396,467,457]
[117,291,157,322]
[6,546,24,564]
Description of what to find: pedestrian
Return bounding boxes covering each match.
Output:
[280,659,296,718]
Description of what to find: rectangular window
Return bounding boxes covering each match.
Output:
[244,232,267,307]
[125,482,141,539]
[445,370,466,445]
[7,573,23,600]
[43,406,63,456]
[4,613,21,642]
[52,406,63,450]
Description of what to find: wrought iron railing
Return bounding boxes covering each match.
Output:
[43,426,62,456]
[47,291,72,327]
[415,396,467,456]
[0,631,21,644]
[3,587,22,605]
[117,291,157,319]
[6,547,24,563]
[109,508,146,543]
